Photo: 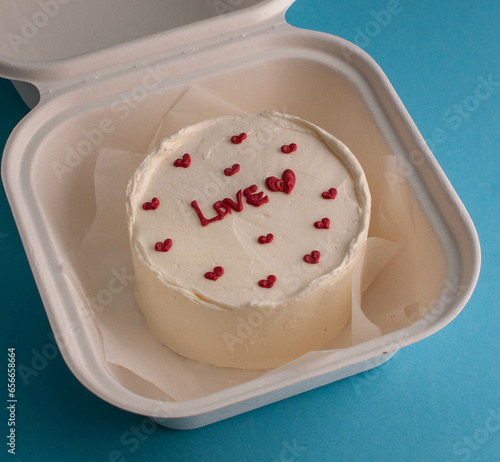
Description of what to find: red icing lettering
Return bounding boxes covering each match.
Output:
[191,190,244,226]
[303,250,321,264]
[322,188,337,200]
[224,164,240,176]
[222,189,243,212]
[258,275,276,288]
[314,218,330,229]
[213,201,232,219]
[265,169,295,194]
[243,185,269,207]
[205,266,224,281]
[258,233,274,244]
[174,153,191,168]
[231,133,247,144]
[281,143,297,154]
[191,201,216,226]
[191,184,269,226]
[191,200,225,226]
[155,239,172,252]
[142,197,160,210]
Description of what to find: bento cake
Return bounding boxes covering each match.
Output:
[127,111,371,369]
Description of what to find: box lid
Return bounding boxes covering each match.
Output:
[0,0,294,100]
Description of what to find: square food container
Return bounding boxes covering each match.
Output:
[0,0,480,429]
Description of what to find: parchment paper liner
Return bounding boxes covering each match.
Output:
[78,86,446,401]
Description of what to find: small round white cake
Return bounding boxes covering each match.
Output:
[127,112,370,369]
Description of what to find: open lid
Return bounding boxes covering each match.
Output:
[0,0,294,103]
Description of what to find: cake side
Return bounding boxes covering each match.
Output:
[131,246,357,369]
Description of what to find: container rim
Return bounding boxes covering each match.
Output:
[0,0,294,89]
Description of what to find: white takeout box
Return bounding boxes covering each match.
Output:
[0,0,480,429]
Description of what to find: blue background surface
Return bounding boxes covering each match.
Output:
[1,1,499,461]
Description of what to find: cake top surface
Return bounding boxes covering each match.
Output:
[127,111,370,309]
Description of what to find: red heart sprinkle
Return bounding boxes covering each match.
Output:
[265,169,296,194]
[314,218,330,229]
[322,188,337,200]
[224,163,240,176]
[265,176,283,192]
[281,143,297,154]
[258,233,274,244]
[154,239,172,252]
[258,275,277,288]
[205,266,224,281]
[142,197,160,210]
[174,153,191,168]
[303,250,321,264]
[231,133,247,144]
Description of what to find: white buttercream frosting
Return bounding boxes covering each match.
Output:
[126,111,371,369]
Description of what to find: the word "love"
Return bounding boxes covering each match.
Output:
[191,185,269,227]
